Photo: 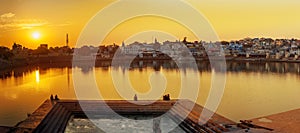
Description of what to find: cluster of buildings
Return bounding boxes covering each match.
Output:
[223,38,300,60]
[8,43,73,58]
[2,37,300,61]
[96,37,300,60]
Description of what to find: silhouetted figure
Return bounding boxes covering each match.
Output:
[163,94,170,101]
[183,37,187,43]
[134,94,138,101]
[50,94,54,101]
[54,95,60,100]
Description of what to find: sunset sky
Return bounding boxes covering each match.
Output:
[0,0,300,48]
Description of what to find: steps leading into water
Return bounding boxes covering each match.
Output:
[9,99,237,133]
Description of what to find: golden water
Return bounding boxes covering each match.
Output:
[1,62,300,126]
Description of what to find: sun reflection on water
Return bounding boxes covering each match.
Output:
[35,70,40,83]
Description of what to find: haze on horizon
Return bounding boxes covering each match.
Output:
[0,0,300,49]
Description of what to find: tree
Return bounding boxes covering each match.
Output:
[220,41,229,45]
[33,47,49,55]
[0,46,13,60]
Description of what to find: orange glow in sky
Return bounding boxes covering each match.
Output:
[0,0,300,48]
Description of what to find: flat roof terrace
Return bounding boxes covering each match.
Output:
[9,99,238,133]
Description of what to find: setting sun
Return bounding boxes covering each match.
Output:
[32,32,41,39]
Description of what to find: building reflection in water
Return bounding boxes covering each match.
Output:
[0,61,300,80]
[67,67,70,90]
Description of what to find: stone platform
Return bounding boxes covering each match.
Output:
[3,99,250,133]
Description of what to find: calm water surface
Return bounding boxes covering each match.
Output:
[1,62,300,126]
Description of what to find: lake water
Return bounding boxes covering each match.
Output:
[1,61,300,126]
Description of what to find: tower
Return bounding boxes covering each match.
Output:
[154,38,158,44]
[122,41,125,47]
[66,33,69,47]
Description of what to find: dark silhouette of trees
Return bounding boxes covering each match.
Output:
[33,46,49,55]
[221,41,229,45]
[0,46,13,60]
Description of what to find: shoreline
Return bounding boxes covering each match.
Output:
[1,55,300,71]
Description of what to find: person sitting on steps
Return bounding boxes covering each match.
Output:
[50,94,54,101]
[134,94,138,101]
[54,95,60,100]
[163,94,170,101]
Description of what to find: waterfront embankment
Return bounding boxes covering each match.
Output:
[1,55,300,72]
